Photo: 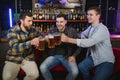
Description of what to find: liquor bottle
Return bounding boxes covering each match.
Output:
[33,10,37,20]
[39,24,43,33]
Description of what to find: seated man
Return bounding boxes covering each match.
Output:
[2,12,41,80]
[61,6,115,80]
[40,13,81,80]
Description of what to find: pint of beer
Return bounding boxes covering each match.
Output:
[54,33,61,45]
[37,38,45,51]
[48,34,55,48]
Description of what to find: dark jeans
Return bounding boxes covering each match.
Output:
[78,56,114,80]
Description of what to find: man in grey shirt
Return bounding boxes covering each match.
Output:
[61,6,115,80]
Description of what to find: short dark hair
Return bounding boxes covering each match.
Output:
[56,13,67,20]
[19,12,32,20]
[88,6,101,15]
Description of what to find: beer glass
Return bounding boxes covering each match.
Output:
[54,32,61,45]
[48,34,55,48]
[37,38,45,51]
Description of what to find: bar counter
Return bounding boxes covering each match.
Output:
[110,34,120,41]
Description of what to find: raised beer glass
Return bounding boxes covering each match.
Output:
[48,34,55,48]
[54,32,61,45]
[37,38,45,51]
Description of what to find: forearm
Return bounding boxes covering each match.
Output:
[10,40,32,52]
[68,37,77,45]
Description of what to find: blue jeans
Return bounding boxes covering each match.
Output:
[40,55,78,80]
[78,56,114,80]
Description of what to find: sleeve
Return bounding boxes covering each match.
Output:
[72,35,82,57]
[67,28,78,56]
[72,47,82,57]
[76,26,109,47]
[7,30,32,53]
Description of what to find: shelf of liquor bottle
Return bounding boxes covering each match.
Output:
[33,20,88,23]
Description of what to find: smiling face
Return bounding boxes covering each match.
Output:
[86,7,101,26]
[56,17,67,32]
[87,10,100,24]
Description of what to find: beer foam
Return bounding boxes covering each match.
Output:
[48,34,54,38]
[40,38,45,41]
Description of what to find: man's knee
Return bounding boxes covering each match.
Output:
[26,71,39,79]
[40,63,47,73]
[3,73,14,80]
[72,69,79,77]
